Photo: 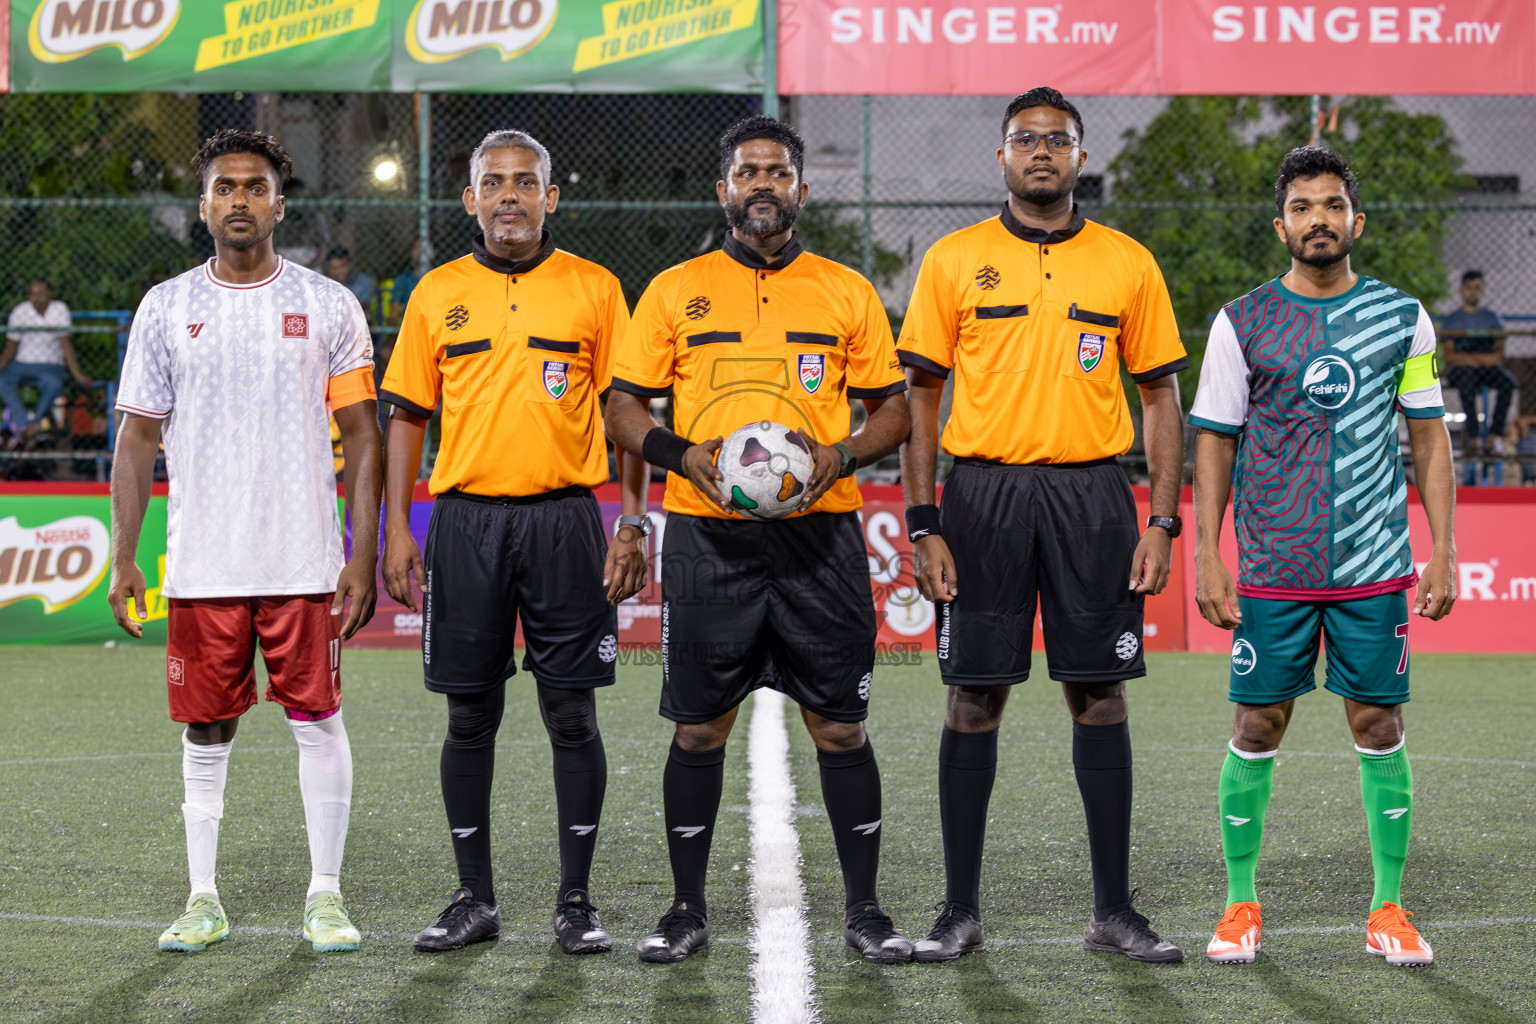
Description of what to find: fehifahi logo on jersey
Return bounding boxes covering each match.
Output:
[1231,638,1258,675]
[1078,333,1106,373]
[798,353,824,395]
[975,265,1000,291]
[28,0,181,64]
[406,0,559,63]
[445,305,469,330]
[542,360,569,399]
[598,634,618,663]
[282,314,308,339]
[1302,353,1356,410]
[1115,631,1139,661]
[0,514,110,614]
[685,295,711,320]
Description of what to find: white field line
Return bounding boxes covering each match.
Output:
[746,688,817,1024]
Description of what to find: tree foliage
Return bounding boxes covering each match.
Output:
[1104,96,1467,400]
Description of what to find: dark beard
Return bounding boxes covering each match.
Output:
[1287,228,1353,268]
[1004,161,1080,207]
[725,192,799,238]
[212,223,269,251]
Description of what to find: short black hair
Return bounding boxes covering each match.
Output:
[192,129,294,192]
[718,116,805,182]
[1461,269,1484,285]
[1001,87,1084,141]
[29,277,51,289]
[1274,146,1361,215]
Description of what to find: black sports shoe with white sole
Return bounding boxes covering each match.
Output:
[553,891,612,954]
[413,888,501,952]
[843,903,914,963]
[636,901,709,963]
[912,902,986,963]
[1083,903,1184,963]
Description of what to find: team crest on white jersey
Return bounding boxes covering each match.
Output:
[543,360,569,399]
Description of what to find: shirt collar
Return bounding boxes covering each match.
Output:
[999,202,1087,245]
[723,230,804,270]
[471,230,556,276]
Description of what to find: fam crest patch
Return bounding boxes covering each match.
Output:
[1077,332,1106,373]
[798,352,825,394]
[975,265,1000,291]
[445,305,469,330]
[685,296,711,320]
[543,360,569,399]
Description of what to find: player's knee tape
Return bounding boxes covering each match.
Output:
[537,685,599,748]
[445,688,506,749]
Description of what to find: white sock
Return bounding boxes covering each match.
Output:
[289,711,353,899]
[181,731,232,900]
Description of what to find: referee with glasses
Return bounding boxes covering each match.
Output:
[898,87,1189,963]
[380,129,649,955]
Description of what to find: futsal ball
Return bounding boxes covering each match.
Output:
[716,420,816,520]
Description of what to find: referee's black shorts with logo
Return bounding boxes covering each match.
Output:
[422,486,618,694]
[936,457,1145,686]
[659,511,876,724]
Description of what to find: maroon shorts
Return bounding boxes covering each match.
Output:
[165,594,341,723]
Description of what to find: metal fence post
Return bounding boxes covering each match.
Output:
[861,95,874,279]
[418,92,432,277]
[761,0,779,118]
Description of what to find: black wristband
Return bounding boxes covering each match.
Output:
[642,426,693,477]
[905,504,942,542]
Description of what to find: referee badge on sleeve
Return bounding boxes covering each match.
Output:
[542,360,569,399]
[1077,332,1106,373]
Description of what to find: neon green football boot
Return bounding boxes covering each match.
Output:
[303,892,361,953]
[158,893,229,952]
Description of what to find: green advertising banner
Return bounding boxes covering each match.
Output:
[8,0,763,92]
[0,494,169,644]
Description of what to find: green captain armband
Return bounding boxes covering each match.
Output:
[1397,351,1438,396]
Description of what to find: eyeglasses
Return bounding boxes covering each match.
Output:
[1004,131,1078,155]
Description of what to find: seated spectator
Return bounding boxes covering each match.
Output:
[1515,415,1536,486]
[1,278,92,448]
[325,246,376,310]
[1439,270,1517,455]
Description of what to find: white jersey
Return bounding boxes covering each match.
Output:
[116,258,373,598]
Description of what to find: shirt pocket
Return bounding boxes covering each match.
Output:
[439,339,494,408]
[1060,304,1121,384]
[527,336,582,405]
[785,331,843,402]
[968,304,1030,372]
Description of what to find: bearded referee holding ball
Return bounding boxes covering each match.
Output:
[380,130,648,954]
[898,88,1189,963]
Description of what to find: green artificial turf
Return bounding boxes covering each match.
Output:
[1,647,1532,1023]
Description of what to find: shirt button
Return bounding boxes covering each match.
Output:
[760,273,767,280]
[762,297,768,303]
[1043,248,1050,255]
[510,305,518,311]
[1045,273,1052,279]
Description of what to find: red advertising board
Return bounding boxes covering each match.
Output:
[778,0,1536,95]
[1182,490,1536,655]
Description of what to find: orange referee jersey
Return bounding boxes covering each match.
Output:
[612,233,906,519]
[898,206,1187,465]
[380,232,628,497]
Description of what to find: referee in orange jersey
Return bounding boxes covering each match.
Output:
[898,88,1188,964]
[380,130,649,955]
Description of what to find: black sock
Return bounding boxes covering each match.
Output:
[663,739,726,914]
[1072,720,1133,915]
[938,726,998,916]
[538,684,607,902]
[817,740,884,910]
[441,687,506,905]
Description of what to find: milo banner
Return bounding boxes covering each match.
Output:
[8,0,764,92]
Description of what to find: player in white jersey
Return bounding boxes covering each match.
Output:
[107,131,382,954]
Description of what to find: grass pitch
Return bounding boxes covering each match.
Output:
[1,646,1532,1023]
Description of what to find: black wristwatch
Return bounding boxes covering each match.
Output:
[616,514,653,538]
[831,442,858,479]
[1146,514,1182,538]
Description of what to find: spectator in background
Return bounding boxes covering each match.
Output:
[0,278,92,447]
[325,246,376,310]
[1439,270,1517,455]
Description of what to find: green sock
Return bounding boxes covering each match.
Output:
[1358,742,1413,910]
[1218,745,1275,905]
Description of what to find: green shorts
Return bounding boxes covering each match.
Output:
[1228,590,1411,706]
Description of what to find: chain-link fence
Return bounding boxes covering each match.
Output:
[3,91,1533,482]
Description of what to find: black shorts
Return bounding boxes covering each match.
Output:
[937,458,1145,687]
[422,487,617,694]
[659,512,876,724]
